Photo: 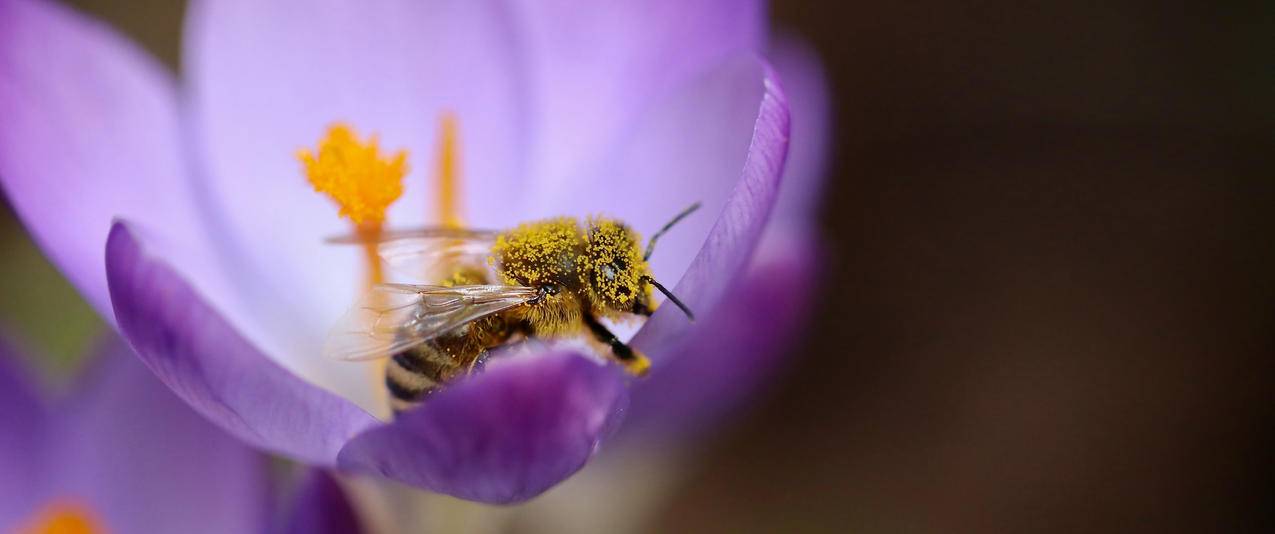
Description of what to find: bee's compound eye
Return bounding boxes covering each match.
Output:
[545,284,560,295]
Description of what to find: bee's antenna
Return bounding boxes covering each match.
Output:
[644,202,702,261]
[643,276,695,321]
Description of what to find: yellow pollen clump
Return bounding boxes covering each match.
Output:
[492,218,582,287]
[299,123,407,225]
[582,217,651,309]
[20,501,102,534]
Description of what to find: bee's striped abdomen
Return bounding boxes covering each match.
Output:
[385,340,457,414]
[384,302,516,415]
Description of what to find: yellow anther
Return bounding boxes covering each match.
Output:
[299,123,407,225]
[20,501,102,534]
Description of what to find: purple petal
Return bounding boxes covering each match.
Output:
[621,40,830,437]
[630,60,792,361]
[1,334,272,533]
[283,470,363,534]
[105,221,378,466]
[337,351,628,504]
[184,0,532,377]
[624,227,819,436]
[769,35,833,224]
[542,55,785,297]
[510,0,766,192]
[0,335,50,527]
[0,0,221,324]
[54,339,269,534]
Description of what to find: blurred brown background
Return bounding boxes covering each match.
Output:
[3,1,1273,532]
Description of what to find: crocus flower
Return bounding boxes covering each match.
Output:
[0,333,364,533]
[0,0,816,504]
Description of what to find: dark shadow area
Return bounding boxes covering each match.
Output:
[660,2,1275,532]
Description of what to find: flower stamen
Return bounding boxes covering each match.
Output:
[299,123,407,226]
[300,123,408,288]
[435,112,463,229]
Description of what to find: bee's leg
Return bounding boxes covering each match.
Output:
[582,313,650,376]
[466,349,489,375]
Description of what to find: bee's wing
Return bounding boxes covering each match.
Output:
[378,234,497,281]
[327,226,500,282]
[324,283,538,361]
[326,226,500,244]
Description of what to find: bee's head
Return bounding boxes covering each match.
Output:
[581,217,652,315]
[582,205,699,321]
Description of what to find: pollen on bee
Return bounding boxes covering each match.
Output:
[582,217,652,308]
[492,218,582,287]
[298,123,407,225]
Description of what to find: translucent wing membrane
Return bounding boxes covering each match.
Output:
[379,235,496,282]
[326,227,500,282]
[325,284,539,361]
[324,227,499,244]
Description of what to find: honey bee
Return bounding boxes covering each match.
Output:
[325,204,700,414]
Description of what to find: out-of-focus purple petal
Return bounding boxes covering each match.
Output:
[770,35,832,224]
[509,0,764,196]
[55,339,269,534]
[1,334,270,533]
[184,1,532,392]
[0,0,220,323]
[337,351,628,504]
[624,227,819,436]
[283,470,363,534]
[630,60,791,361]
[105,222,378,466]
[0,335,49,527]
